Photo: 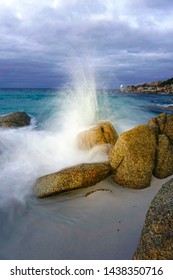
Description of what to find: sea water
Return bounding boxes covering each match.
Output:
[0,84,172,260]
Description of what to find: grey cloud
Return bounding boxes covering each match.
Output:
[0,0,173,88]
[145,0,173,10]
[0,59,66,88]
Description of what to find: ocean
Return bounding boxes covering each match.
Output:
[0,86,172,260]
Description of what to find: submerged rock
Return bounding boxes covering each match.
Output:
[0,112,31,128]
[35,162,113,198]
[148,113,173,178]
[76,121,118,152]
[133,178,173,260]
[109,125,156,189]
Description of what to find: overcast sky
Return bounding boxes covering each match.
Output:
[0,0,173,88]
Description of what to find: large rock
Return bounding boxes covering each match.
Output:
[164,114,173,144]
[0,112,31,128]
[148,113,173,178]
[147,112,167,135]
[109,125,157,189]
[133,178,173,260]
[35,162,113,198]
[76,121,118,151]
[148,112,173,142]
[153,134,173,178]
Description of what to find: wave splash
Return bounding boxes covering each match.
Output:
[0,64,106,206]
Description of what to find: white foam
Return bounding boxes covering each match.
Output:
[0,64,106,206]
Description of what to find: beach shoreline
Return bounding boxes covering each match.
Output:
[0,174,171,260]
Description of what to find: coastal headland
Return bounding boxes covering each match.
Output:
[122,77,173,94]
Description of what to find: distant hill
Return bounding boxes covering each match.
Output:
[159,77,173,87]
[131,77,173,88]
[124,77,173,94]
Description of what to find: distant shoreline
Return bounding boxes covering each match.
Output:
[120,77,173,95]
[120,90,173,95]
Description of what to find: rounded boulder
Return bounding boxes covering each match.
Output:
[35,162,113,198]
[109,125,157,189]
[76,121,118,151]
[0,112,31,128]
[133,178,173,259]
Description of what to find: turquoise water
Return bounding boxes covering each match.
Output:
[0,88,171,130]
[0,88,172,259]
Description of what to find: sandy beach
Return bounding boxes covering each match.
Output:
[0,173,171,260]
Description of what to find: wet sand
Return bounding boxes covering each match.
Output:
[0,175,171,260]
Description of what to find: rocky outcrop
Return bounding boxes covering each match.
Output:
[133,178,173,260]
[109,125,157,189]
[35,162,113,198]
[34,113,173,198]
[164,114,173,144]
[148,113,173,178]
[153,134,173,178]
[76,121,118,152]
[124,77,173,94]
[0,112,31,128]
[147,112,166,135]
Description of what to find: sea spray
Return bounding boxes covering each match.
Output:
[0,66,108,205]
[46,60,99,134]
[0,127,103,205]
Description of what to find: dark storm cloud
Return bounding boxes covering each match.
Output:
[0,0,173,88]
[0,58,67,88]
